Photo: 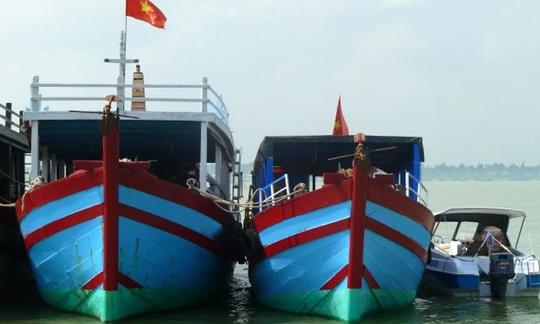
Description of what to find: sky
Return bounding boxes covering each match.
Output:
[1,0,540,166]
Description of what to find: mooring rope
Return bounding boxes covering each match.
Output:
[0,167,27,188]
[473,232,515,257]
[186,178,307,214]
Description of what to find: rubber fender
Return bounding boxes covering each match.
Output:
[244,228,263,261]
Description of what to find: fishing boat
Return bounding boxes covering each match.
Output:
[420,207,540,298]
[245,134,434,321]
[14,44,243,320]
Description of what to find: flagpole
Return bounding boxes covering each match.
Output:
[105,1,138,112]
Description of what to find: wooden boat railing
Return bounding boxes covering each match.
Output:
[29,76,229,124]
[0,102,23,133]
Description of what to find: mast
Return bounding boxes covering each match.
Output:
[105,31,139,112]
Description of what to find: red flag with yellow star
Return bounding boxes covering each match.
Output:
[332,96,349,136]
[126,0,167,29]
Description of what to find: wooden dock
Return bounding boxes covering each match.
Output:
[0,102,33,295]
[0,102,27,204]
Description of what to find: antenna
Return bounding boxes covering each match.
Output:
[104,31,139,112]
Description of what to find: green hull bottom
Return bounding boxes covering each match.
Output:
[40,286,217,321]
[259,288,416,321]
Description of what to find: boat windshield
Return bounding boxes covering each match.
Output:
[432,214,527,256]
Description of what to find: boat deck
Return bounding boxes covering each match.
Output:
[25,76,236,199]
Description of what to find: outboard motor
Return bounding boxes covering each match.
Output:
[489,252,515,298]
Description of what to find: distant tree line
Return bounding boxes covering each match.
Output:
[422,163,540,181]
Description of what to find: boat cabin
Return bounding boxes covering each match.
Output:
[432,207,526,256]
[251,134,427,210]
[24,74,238,200]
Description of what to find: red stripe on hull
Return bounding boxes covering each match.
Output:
[103,119,120,292]
[364,266,380,289]
[365,217,428,262]
[118,272,142,288]
[16,171,103,221]
[367,178,433,231]
[320,264,348,290]
[119,204,222,256]
[82,272,103,290]
[263,218,349,258]
[82,272,141,290]
[24,204,103,250]
[253,179,352,233]
[348,165,367,289]
[119,171,233,227]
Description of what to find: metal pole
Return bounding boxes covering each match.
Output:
[31,76,41,112]
[30,120,40,180]
[117,32,126,111]
[199,121,208,190]
[202,77,208,113]
[41,146,49,182]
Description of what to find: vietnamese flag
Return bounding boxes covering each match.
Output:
[332,96,349,136]
[126,0,167,29]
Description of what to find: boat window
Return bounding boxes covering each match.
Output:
[433,221,458,243]
[455,221,479,242]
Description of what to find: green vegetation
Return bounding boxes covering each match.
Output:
[423,163,540,181]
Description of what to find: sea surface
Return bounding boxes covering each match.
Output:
[3,181,540,323]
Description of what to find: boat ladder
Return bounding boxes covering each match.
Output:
[232,149,243,215]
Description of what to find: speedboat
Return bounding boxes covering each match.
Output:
[421,207,540,298]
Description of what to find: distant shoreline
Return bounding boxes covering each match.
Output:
[241,163,540,181]
[422,164,540,181]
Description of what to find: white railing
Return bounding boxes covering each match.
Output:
[399,171,429,206]
[29,76,229,124]
[257,174,291,213]
[515,256,540,274]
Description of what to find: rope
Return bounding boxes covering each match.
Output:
[473,232,516,257]
[186,178,306,214]
[0,193,15,207]
[0,202,15,207]
[0,167,27,187]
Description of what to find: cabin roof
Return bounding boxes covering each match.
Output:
[25,111,234,163]
[435,207,526,220]
[254,134,424,175]
[434,207,526,234]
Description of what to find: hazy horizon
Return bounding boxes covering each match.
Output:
[2,1,539,166]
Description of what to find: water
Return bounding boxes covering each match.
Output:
[3,181,540,323]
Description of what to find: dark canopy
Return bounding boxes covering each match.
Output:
[254,135,424,176]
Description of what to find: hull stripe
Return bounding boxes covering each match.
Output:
[119,204,222,256]
[119,172,233,227]
[366,217,427,262]
[254,176,433,235]
[23,204,103,249]
[82,272,142,290]
[253,179,352,232]
[364,265,380,289]
[16,170,102,220]
[367,179,433,231]
[320,264,348,290]
[263,218,349,258]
